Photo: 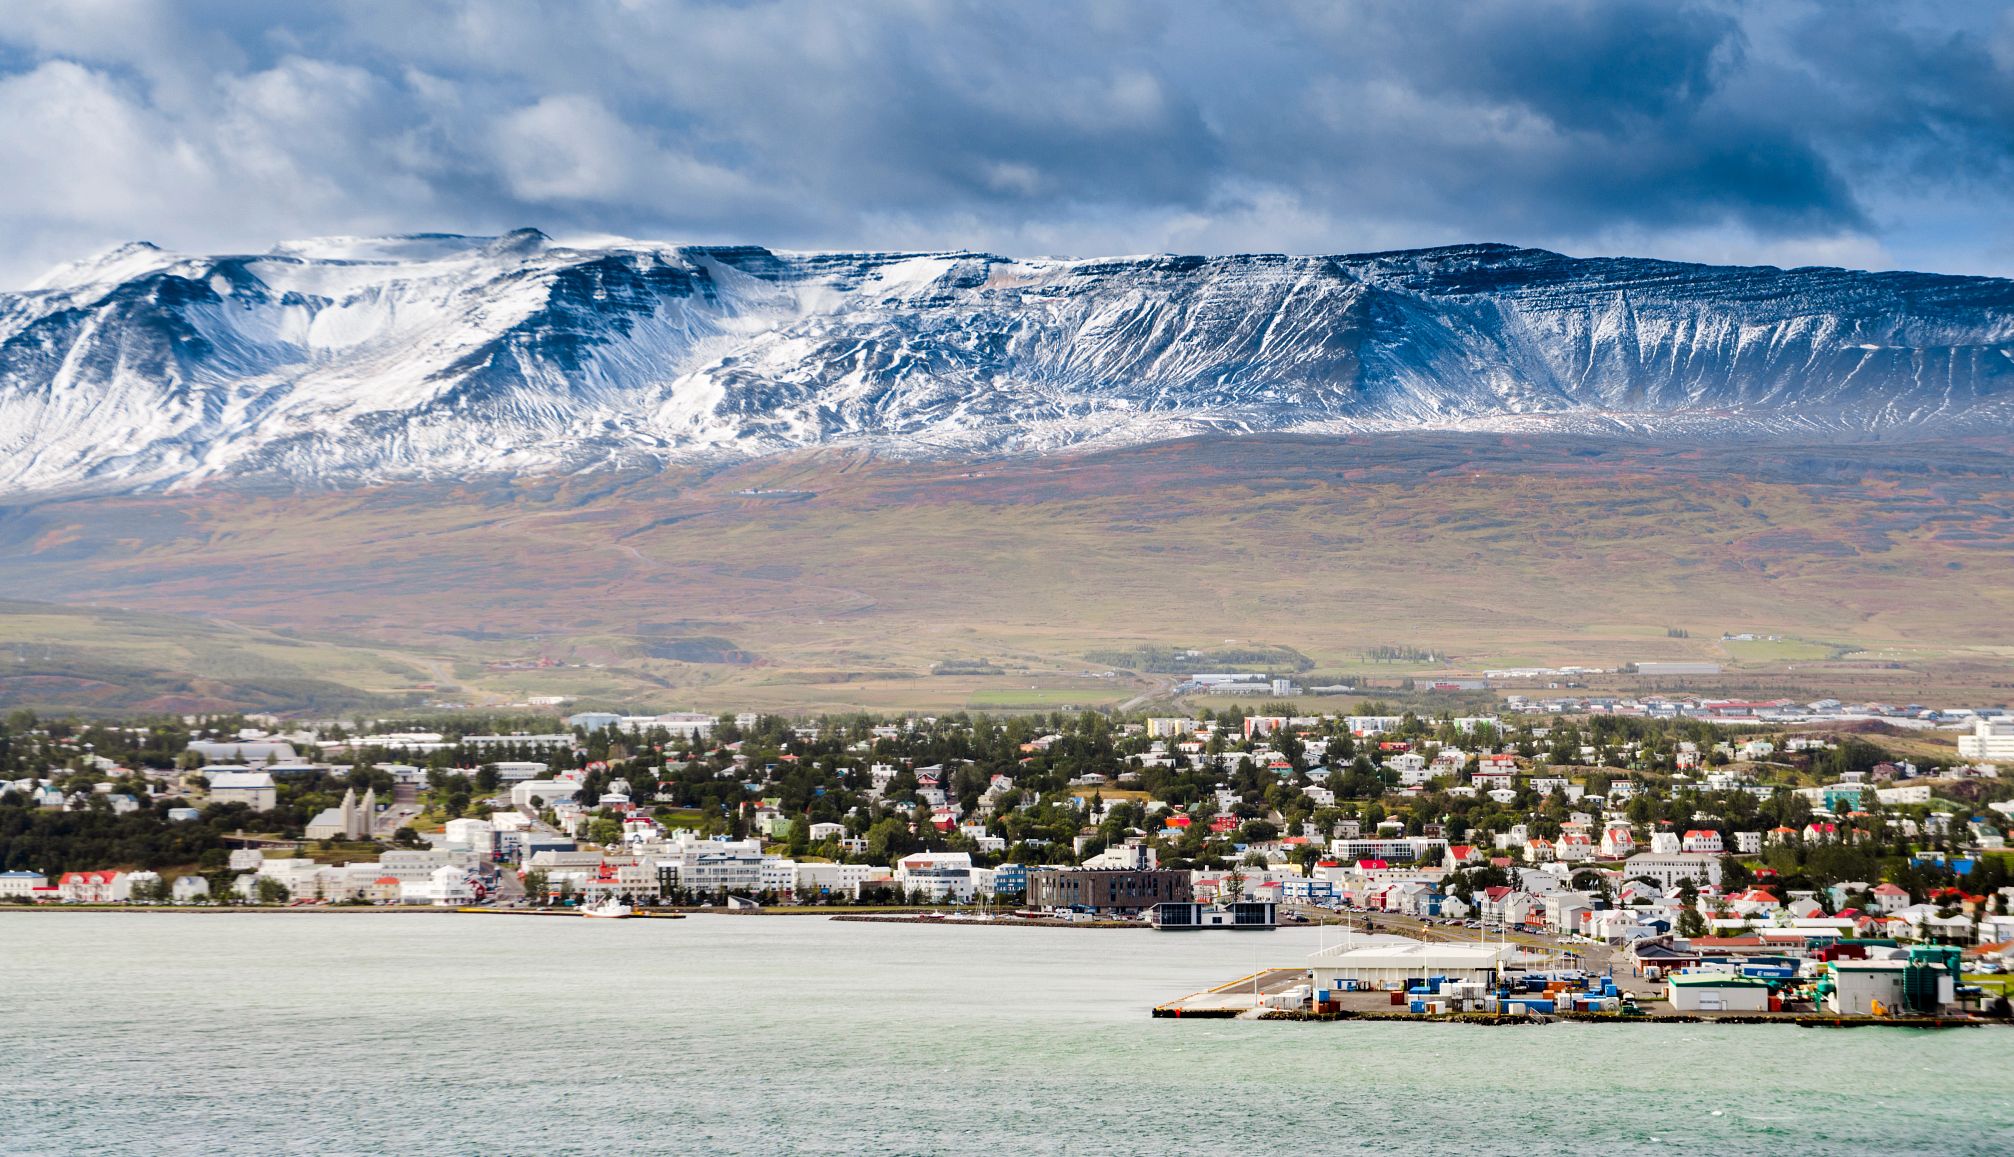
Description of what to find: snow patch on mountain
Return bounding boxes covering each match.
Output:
[2,236,2011,496]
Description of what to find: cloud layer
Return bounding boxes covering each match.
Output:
[3,0,2013,285]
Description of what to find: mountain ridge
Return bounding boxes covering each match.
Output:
[3,232,2012,497]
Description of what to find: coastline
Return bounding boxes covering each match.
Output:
[830,913,1146,929]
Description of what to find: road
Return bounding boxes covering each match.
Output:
[374,782,423,838]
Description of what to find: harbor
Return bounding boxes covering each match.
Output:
[1153,932,2010,1025]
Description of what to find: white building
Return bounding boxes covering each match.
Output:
[186,739,297,764]
[1667,972,1772,1012]
[1599,823,1635,859]
[404,864,476,907]
[1681,829,1724,854]
[794,862,884,900]
[896,852,977,902]
[675,835,766,896]
[0,870,47,898]
[1384,752,1431,787]
[1553,833,1594,863]
[207,771,277,811]
[1957,717,2014,763]
[511,780,581,809]
[489,761,550,782]
[374,848,474,884]
[1827,959,1954,1016]
[443,818,496,853]
[1621,853,1723,890]
[1306,937,1518,989]
[306,786,377,841]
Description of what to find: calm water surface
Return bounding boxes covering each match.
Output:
[2,913,2010,1155]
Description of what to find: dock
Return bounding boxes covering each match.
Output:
[453,907,685,918]
[1153,968,1307,1017]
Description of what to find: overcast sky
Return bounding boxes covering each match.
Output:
[4,0,2014,286]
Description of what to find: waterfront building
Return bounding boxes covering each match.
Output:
[1150,900,1277,930]
[895,852,978,902]
[1027,868,1192,916]
[1306,937,1518,989]
[55,870,125,902]
[0,870,47,898]
[1666,972,1772,1012]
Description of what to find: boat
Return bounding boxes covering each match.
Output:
[580,898,634,919]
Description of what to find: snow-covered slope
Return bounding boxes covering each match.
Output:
[4,231,2012,495]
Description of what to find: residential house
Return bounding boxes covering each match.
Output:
[1681,830,1724,855]
[1599,822,1635,859]
[1553,833,1594,863]
[56,869,125,903]
[1871,883,1911,914]
[170,875,210,902]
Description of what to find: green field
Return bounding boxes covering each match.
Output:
[965,687,1130,710]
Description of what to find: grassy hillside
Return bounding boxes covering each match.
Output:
[1,432,2011,713]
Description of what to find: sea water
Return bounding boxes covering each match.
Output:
[1,913,2010,1155]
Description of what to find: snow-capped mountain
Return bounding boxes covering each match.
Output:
[4,230,2012,495]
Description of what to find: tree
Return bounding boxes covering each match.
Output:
[254,877,290,905]
[1719,856,1753,889]
[524,869,549,905]
[1676,905,1707,938]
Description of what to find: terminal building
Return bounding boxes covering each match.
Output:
[1306,936,1519,990]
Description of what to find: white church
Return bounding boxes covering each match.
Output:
[305,786,378,841]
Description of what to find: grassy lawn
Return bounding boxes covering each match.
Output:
[280,842,383,864]
[966,688,1126,709]
[1071,787,1150,802]
[1721,637,1847,663]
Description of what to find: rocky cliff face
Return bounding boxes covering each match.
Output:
[4,231,2011,495]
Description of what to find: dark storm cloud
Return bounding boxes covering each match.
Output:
[2,0,2012,284]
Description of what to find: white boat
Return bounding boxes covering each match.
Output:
[580,898,634,919]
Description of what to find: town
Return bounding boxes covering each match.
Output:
[4,699,2013,1022]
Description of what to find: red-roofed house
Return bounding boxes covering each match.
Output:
[1600,822,1635,859]
[1871,882,1910,914]
[1681,829,1724,854]
[1553,833,1594,862]
[1803,822,1838,843]
[1445,844,1483,867]
[56,870,124,903]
